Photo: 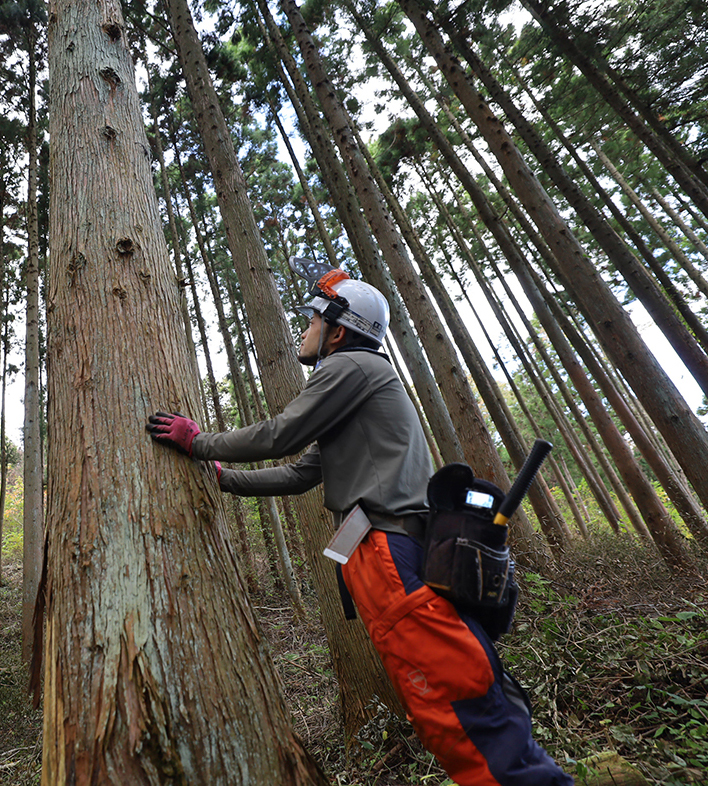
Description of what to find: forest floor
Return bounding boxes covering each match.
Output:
[2,533,707,785]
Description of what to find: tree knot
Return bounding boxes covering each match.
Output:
[116,237,135,255]
[100,67,121,88]
[102,22,122,42]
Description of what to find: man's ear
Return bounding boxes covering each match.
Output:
[332,324,348,346]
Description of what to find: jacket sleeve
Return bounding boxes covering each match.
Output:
[191,354,373,463]
[217,445,323,497]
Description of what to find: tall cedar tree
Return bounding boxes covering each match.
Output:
[37,0,326,780]
[23,0,45,665]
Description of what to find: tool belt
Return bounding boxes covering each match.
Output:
[367,510,426,541]
[422,463,519,641]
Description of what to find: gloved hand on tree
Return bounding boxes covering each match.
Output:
[146,411,201,456]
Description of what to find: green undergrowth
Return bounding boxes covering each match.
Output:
[499,534,708,786]
[0,562,42,786]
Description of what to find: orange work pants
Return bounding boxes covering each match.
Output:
[342,530,573,786]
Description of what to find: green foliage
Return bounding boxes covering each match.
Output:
[2,474,23,562]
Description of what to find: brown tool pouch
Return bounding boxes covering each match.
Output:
[422,464,519,640]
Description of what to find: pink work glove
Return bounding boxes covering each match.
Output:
[146,411,200,456]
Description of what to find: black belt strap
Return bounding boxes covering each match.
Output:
[335,563,357,620]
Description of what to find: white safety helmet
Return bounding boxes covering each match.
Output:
[289,257,390,346]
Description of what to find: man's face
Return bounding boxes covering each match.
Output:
[298,313,326,366]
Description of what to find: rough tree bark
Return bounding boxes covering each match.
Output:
[38,0,326,781]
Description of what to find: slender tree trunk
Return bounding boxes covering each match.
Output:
[165,0,402,736]
[173,200,226,430]
[493,58,708,355]
[437,193,651,543]
[232,307,305,615]
[0,317,7,584]
[149,89,200,376]
[400,0,708,514]
[270,107,339,269]
[434,239,586,539]
[501,242,694,568]
[23,20,45,661]
[672,189,708,235]
[651,187,708,266]
[592,142,708,302]
[351,122,562,555]
[410,39,699,535]
[536,273,708,549]
[235,308,308,568]
[559,456,592,535]
[171,133,244,422]
[172,166,260,587]
[40,0,325,780]
[418,161,625,531]
[217,282,304,614]
[0,157,4,586]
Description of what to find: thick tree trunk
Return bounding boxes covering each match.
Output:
[399,0,708,515]
[23,23,45,664]
[171,168,261,585]
[40,0,325,781]
[165,0,402,737]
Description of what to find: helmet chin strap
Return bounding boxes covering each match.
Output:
[315,316,342,367]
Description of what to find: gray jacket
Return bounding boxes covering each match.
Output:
[191,348,433,521]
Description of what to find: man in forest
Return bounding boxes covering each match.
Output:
[147,259,573,786]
